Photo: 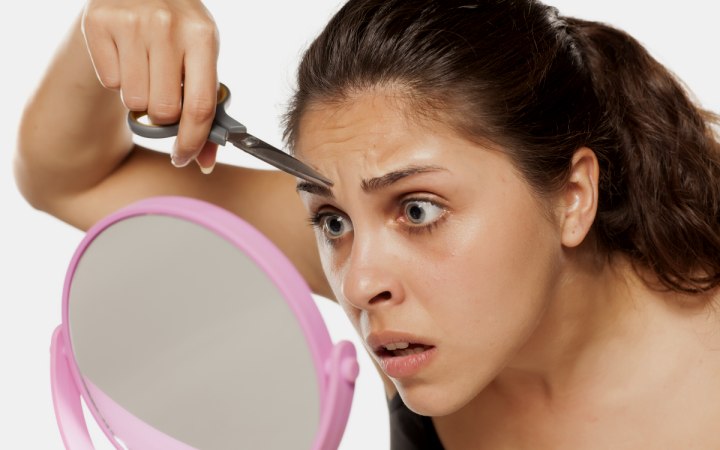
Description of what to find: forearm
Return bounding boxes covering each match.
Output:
[15,15,133,210]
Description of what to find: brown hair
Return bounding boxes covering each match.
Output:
[283,0,720,294]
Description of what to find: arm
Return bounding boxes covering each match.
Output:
[14,2,332,298]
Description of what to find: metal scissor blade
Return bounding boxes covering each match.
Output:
[228,132,333,187]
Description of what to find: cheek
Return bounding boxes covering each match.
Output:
[395,211,562,416]
[316,242,361,320]
[317,242,342,294]
[424,198,561,348]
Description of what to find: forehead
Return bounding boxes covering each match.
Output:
[294,90,455,164]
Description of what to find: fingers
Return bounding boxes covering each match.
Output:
[117,28,150,112]
[82,0,221,172]
[195,141,219,174]
[147,12,182,125]
[81,8,121,89]
[171,19,219,167]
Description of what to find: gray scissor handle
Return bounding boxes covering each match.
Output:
[127,83,247,146]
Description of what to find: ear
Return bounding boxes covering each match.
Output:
[558,147,599,248]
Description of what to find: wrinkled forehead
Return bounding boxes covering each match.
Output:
[293,89,456,163]
[290,93,513,207]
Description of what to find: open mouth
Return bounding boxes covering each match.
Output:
[376,342,435,358]
[372,340,438,378]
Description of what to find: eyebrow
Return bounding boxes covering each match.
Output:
[295,164,446,198]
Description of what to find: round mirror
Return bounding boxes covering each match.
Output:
[50,196,358,450]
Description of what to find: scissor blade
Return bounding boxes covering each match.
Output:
[228,132,333,187]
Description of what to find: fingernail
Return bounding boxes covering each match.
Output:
[195,158,216,175]
[171,153,191,168]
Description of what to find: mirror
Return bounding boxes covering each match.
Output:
[50,196,358,450]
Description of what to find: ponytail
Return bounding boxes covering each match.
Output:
[566,18,720,293]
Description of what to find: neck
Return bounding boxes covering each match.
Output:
[493,249,719,402]
[434,248,720,449]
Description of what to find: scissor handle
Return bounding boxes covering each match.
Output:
[127,83,246,146]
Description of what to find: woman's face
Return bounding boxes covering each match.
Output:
[295,91,565,416]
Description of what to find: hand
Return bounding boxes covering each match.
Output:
[81,0,220,170]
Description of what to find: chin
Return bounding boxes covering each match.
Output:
[396,381,475,417]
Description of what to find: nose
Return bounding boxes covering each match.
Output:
[340,231,405,311]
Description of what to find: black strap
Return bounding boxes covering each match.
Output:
[387,394,445,450]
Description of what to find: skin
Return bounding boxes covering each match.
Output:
[15,1,720,448]
[294,91,720,448]
[294,92,570,415]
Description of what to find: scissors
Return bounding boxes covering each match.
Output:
[127,83,333,187]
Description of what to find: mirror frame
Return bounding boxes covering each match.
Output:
[50,196,359,450]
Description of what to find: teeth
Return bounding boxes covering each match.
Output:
[393,347,426,357]
[384,342,410,351]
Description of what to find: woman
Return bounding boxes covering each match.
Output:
[15,0,720,448]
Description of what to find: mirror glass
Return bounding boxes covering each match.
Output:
[68,214,320,449]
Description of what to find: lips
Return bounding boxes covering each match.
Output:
[366,331,434,354]
[366,331,437,378]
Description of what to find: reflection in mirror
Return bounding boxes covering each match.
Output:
[68,215,319,449]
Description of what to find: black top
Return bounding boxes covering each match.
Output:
[388,394,445,450]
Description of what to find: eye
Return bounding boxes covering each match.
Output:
[402,199,445,226]
[313,212,353,241]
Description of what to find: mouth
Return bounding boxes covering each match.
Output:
[375,342,435,358]
[367,333,437,378]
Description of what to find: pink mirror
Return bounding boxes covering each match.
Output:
[50,196,358,450]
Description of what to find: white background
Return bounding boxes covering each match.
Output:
[1,1,718,449]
